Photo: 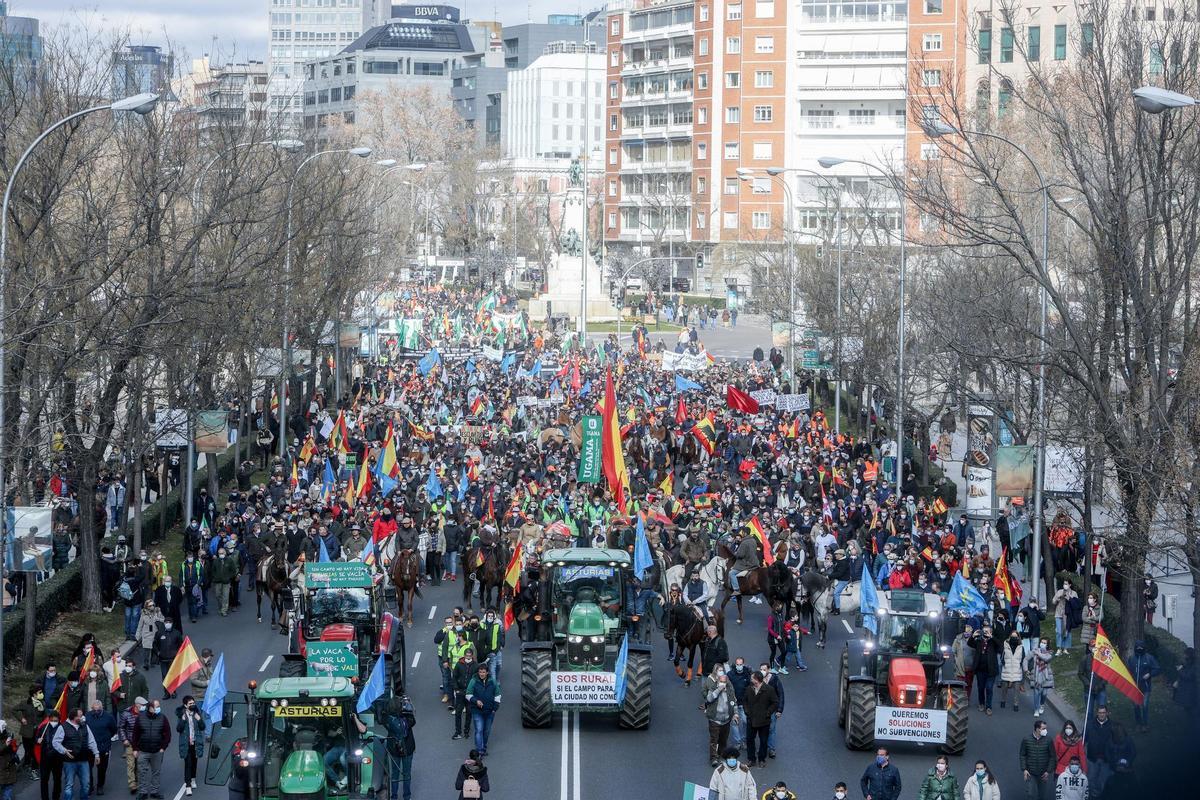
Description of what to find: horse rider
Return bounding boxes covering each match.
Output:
[680,528,709,584]
[685,569,714,623]
[728,528,762,602]
[782,536,806,576]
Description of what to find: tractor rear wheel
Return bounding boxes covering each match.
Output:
[843,682,876,751]
[836,650,849,728]
[939,686,969,755]
[617,652,651,730]
[278,659,305,679]
[520,650,552,728]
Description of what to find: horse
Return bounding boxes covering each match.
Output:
[716,540,771,625]
[463,540,507,610]
[664,555,725,607]
[387,546,423,626]
[255,550,290,630]
[764,544,799,617]
[665,601,724,685]
[799,570,834,648]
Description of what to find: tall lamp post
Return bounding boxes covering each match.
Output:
[736,167,796,378]
[0,91,159,712]
[187,138,303,524]
[279,146,373,461]
[922,118,1050,602]
[817,156,907,484]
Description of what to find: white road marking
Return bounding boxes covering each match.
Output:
[411,651,421,669]
[842,619,854,634]
[171,784,186,800]
[259,656,273,673]
[572,708,581,800]
[560,712,569,800]
[428,605,438,620]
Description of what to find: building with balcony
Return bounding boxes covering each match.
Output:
[176,57,272,131]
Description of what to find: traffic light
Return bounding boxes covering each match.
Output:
[695,251,705,270]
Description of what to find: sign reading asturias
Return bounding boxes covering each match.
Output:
[272,704,344,718]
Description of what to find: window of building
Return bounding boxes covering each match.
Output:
[998,80,1013,116]
[922,69,941,87]
[754,36,774,53]
[1150,45,1164,74]
[728,3,742,19]
[724,141,740,159]
[723,212,738,229]
[849,108,875,125]
[978,29,991,63]
[610,49,620,66]
[726,106,741,123]
[725,72,740,88]
[330,87,342,102]
[609,113,618,131]
[923,33,942,51]
[698,142,708,159]
[724,177,739,195]
[727,37,741,54]
[609,81,618,99]
[317,89,329,104]
[752,140,772,159]
[751,211,771,229]
[1027,26,1041,60]
[648,108,668,126]
[754,70,774,88]
[609,147,618,165]
[608,211,617,229]
[806,109,835,128]
[1081,22,1094,55]
[608,179,617,196]
[921,103,940,126]
[920,142,940,159]
[673,107,693,124]
[611,18,619,35]
[699,37,709,56]
[1000,27,1013,62]
[697,72,709,90]
[753,104,773,122]
[698,105,709,123]
[696,213,707,229]
[752,177,771,194]
[697,176,707,193]
[756,0,775,17]
[1054,24,1066,60]
[925,0,942,12]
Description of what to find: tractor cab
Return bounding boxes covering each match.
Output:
[205,677,380,800]
[549,558,626,653]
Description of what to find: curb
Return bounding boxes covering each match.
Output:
[1044,686,1082,726]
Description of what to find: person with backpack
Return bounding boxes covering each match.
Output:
[453,751,488,800]
[380,697,416,800]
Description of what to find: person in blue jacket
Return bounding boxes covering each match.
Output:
[1128,640,1161,733]
[860,747,901,800]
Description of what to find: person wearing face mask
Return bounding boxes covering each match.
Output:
[916,755,957,800]
[475,609,505,684]
[1127,639,1160,733]
[84,701,116,796]
[860,748,901,800]
[115,662,149,716]
[150,622,183,700]
[999,630,1026,712]
[1027,638,1054,717]
[707,748,756,800]
[117,697,145,795]
[52,707,99,800]
[1080,592,1101,648]
[152,575,184,632]
[209,547,239,617]
[1054,756,1087,800]
[760,781,796,800]
[962,761,999,800]
[830,782,849,800]
[131,702,170,800]
[80,668,108,720]
[1019,720,1054,800]
[189,650,215,703]
[450,649,477,741]
[703,664,737,767]
[1053,719,1086,776]
[174,697,206,796]
[726,659,751,753]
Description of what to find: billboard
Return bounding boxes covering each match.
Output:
[153,408,190,449]
[194,411,230,453]
[964,405,995,518]
[994,445,1036,496]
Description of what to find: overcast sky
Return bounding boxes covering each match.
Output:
[16,1,593,65]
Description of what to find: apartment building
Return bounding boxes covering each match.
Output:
[176,58,272,131]
[503,43,604,159]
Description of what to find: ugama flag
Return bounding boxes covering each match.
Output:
[1091,624,1145,705]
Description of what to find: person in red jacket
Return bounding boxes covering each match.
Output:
[1053,720,1087,776]
[372,507,398,545]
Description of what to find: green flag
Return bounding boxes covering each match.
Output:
[577,415,603,484]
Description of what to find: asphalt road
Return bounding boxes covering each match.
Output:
[16,572,1067,800]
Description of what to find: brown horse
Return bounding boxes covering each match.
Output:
[665,600,725,685]
[388,548,422,626]
[256,550,290,630]
[716,540,772,625]
[463,541,507,610]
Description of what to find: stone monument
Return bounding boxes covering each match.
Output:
[528,159,618,324]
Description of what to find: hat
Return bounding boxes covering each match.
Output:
[134,696,148,706]
[117,535,127,543]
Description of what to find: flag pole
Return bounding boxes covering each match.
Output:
[1082,666,1096,745]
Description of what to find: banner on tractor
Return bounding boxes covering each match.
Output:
[305,642,359,678]
[550,671,617,704]
[873,707,948,744]
[577,415,603,484]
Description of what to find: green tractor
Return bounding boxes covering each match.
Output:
[838,589,969,755]
[520,548,655,730]
[205,677,384,800]
[281,562,404,690]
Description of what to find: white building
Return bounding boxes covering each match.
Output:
[502,43,603,160]
[176,57,272,131]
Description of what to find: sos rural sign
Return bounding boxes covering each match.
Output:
[550,671,617,704]
[873,707,949,744]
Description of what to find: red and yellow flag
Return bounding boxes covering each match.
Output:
[691,418,716,455]
[162,636,203,694]
[658,472,673,496]
[298,435,316,464]
[504,546,523,591]
[380,422,400,477]
[1091,624,1145,706]
[993,548,1023,604]
[108,652,122,696]
[344,474,357,507]
[748,515,774,565]
[931,497,948,516]
[329,411,351,456]
[357,458,373,500]
[601,369,629,513]
[502,601,516,631]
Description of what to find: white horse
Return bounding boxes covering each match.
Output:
[665,555,726,601]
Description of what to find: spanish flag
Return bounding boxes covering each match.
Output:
[504,546,523,591]
[993,548,1023,604]
[410,420,434,442]
[298,435,316,464]
[357,458,373,500]
[162,636,203,695]
[290,460,298,489]
[380,422,400,478]
[108,652,122,696]
[470,394,487,417]
[931,497,948,516]
[601,368,630,513]
[344,474,357,507]
[502,601,516,632]
[691,418,716,455]
[1091,624,1145,705]
[748,515,774,565]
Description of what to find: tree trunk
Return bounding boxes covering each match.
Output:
[22,577,36,667]
[76,457,102,613]
[130,464,143,553]
[206,452,219,500]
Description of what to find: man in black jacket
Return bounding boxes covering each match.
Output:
[151,624,183,699]
[758,662,785,759]
[1018,720,1054,800]
[700,626,729,677]
[743,671,779,769]
[968,624,1002,714]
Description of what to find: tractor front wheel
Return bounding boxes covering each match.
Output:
[520,650,552,728]
[278,659,305,679]
[939,686,969,755]
[617,651,651,730]
[836,650,849,729]
[843,682,876,751]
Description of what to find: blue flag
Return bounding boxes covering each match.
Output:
[418,348,441,376]
[637,387,653,407]
[356,654,387,713]
[500,353,515,374]
[530,359,542,377]
[458,467,469,502]
[633,515,652,580]
[550,378,561,395]
[323,459,336,489]
[948,573,990,616]
[675,374,703,393]
[859,563,879,635]
[426,470,444,499]
[579,380,592,397]
[202,653,227,729]
[465,358,477,375]
[613,632,630,705]
[378,473,398,498]
[318,538,331,563]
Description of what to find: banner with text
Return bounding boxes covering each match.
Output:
[776,394,811,412]
[873,707,948,744]
[660,351,712,372]
[577,415,603,484]
[550,671,617,704]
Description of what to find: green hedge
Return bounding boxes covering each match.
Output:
[2,445,239,662]
[624,292,727,311]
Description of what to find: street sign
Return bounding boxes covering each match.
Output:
[304,562,373,589]
[305,641,359,678]
[801,349,821,369]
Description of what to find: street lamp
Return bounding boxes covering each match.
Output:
[1132,86,1198,114]
[817,156,907,486]
[279,146,373,460]
[0,90,159,711]
[922,118,1051,602]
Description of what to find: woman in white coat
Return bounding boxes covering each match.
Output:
[962,760,1001,800]
[998,631,1026,712]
